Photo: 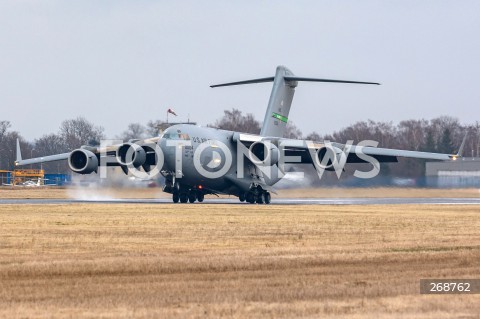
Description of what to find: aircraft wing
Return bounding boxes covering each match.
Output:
[346,144,455,161]
[14,137,160,168]
[281,144,398,164]
[15,153,71,166]
[278,137,465,164]
[233,133,466,164]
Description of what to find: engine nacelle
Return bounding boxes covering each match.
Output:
[316,145,343,171]
[249,141,280,166]
[116,143,146,168]
[68,149,99,174]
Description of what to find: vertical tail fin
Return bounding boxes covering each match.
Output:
[260,66,297,137]
[210,66,379,138]
[210,65,297,137]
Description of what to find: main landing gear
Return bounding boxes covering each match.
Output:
[172,188,204,204]
[240,187,271,205]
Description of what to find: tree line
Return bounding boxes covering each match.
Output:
[1,110,479,177]
[210,109,480,177]
[0,118,103,173]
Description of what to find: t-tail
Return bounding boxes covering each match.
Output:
[211,65,380,137]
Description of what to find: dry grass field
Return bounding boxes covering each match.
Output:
[0,187,169,199]
[1,201,479,318]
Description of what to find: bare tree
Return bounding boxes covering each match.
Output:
[305,131,322,141]
[466,122,480,158]
[0,127,31,171]
[283,121,302,139]
[212,108,261,134]
[146,120,163,137]
[59,117,104,149]
[397,119,429,151]
[0,121,12,169]
[326,121,372,143]
[430,116,462,147]
[0,121,10,140]
[34,134,69,172]
[370,121,397,148]
[120,123,146,141]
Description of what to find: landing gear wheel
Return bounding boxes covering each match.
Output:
[172,192,179,203]
[256,193,264,204]
[179,192,188,203]
[263,192,271,204]
[197,192,204,202]
[188,191,196,203]
[246,192,255,204]
[239,192,246,202]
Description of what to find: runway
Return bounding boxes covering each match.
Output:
[1,197,480,205]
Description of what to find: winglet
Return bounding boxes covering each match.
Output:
[15,138,22,164]
[449,132,468,160]
[456,132,468,157]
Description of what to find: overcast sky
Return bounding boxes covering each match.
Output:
[1,1,479,141]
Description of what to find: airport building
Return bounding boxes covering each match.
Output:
[426,158,480,187]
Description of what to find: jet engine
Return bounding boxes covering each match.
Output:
[116,143,147,168]
[68,149,99,174]
[249,141,280,166]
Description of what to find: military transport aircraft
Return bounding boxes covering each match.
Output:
[15,66,466,204]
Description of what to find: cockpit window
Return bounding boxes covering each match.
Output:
[162,132,190,140]
[179,133,190,140]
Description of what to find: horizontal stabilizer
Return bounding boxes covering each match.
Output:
[210,76,380,88]
[284,76,380,86]
[210,77,274,88]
